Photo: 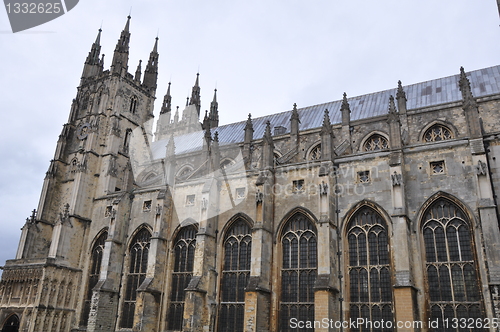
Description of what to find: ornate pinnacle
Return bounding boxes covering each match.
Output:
[396,80,407,101]
[341,92,350,113]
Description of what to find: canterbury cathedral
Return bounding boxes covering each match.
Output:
[2,15,500,332]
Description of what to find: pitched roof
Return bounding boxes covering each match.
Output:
[151,65,500,159]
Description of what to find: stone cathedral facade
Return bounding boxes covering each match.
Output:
[2,16,500,332]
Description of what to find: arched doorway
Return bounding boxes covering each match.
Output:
[1,314,20,332]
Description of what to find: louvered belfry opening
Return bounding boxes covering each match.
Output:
[217,219,252,332]
[347,206,393,332]
[120,228,151,328]
[422,199,485,331]
[167,225,197,331]
[80,231,107,326]
[280,213,317,332]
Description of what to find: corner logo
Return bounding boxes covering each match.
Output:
[4,0,78,33]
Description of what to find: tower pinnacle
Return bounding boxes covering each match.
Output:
[111,16,131,75]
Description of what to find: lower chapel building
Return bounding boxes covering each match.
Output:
[3,18,500,332]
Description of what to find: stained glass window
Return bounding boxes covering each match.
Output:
[168,225,197,331]
[364,134,389,151]
[120,228,151,328]
[347,207,393,332]
[80,231,107,326]
[218,219,251,332]
[280,213,317,332]
[422,199,484,331]
[424,124,453,142]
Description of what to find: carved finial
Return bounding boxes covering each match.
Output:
[459,66,474,102]
[341,92,350,113]
[264,120,272,139]
[291,103,300,123]
[321,109,333,136]
[396,80,406,100]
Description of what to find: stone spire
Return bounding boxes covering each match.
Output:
[111,16,131,75]
[134,60,142,82]
[387,95,399,123]
[262,121,274,169]
[244,113,254,143]
[340,92,351,126]
[143,37,159,92]
[458,67,482,139]
[290,103,300,136]
[243,113,254,167]
[161,82,172,115]
[396,80,407,114]
[320,109,334,161]
[459,66,476,105]
[209,89,219,128]
[387,95,402,149]
[81,28,102,79]
[189,73,201,115]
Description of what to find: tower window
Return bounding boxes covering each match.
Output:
[129,96,138,114]
[292,180,305,192]
[186,195,195,206]
[142,200,152,212]
[430,161,445,174]
[120,228,151,328]
[280,213,316,332]
[236,188,246,199]
[422,199,485,329]
[347,207,393,331]
[358,171,370,183]
[168,225,197,331]
[218,219,251,332]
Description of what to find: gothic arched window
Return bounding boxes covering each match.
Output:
[218,219,252,332]
[167,225,197,331]
[363,134,389,151]
[129,96,138,114]
[280,212,317,332]
[422,199,484,329]
[347,206,393,331]
[308,144,321,161]
[80,231,107,326]
[120,228,151,328]
[424,124,453,142]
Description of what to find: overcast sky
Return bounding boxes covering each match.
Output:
[1,1,499,270]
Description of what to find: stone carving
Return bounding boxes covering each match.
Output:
[391,171,402,186]
[201,198,208,210]
[156,204,162,215]
[476,160,488,176]
[319,181,328,196]
[255,190,263,203]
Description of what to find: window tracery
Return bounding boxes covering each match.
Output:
[424,124,453,142]
[347,207,393,331]
[80,231,107,326]
[308,144,321,161]
[120,228,151,328]
[168,225,197,331]
[280,213,317,332]
[422,199,484,330]
[363,134,389,151]
[218,219,251,332]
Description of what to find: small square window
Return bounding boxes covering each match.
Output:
[186,195,195,206]
[104,206,112,217]
[236,188,246,199]
[358,171,370,183]
[293,180,305,192]
[431,161,445,174]
[143,200,152,212]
